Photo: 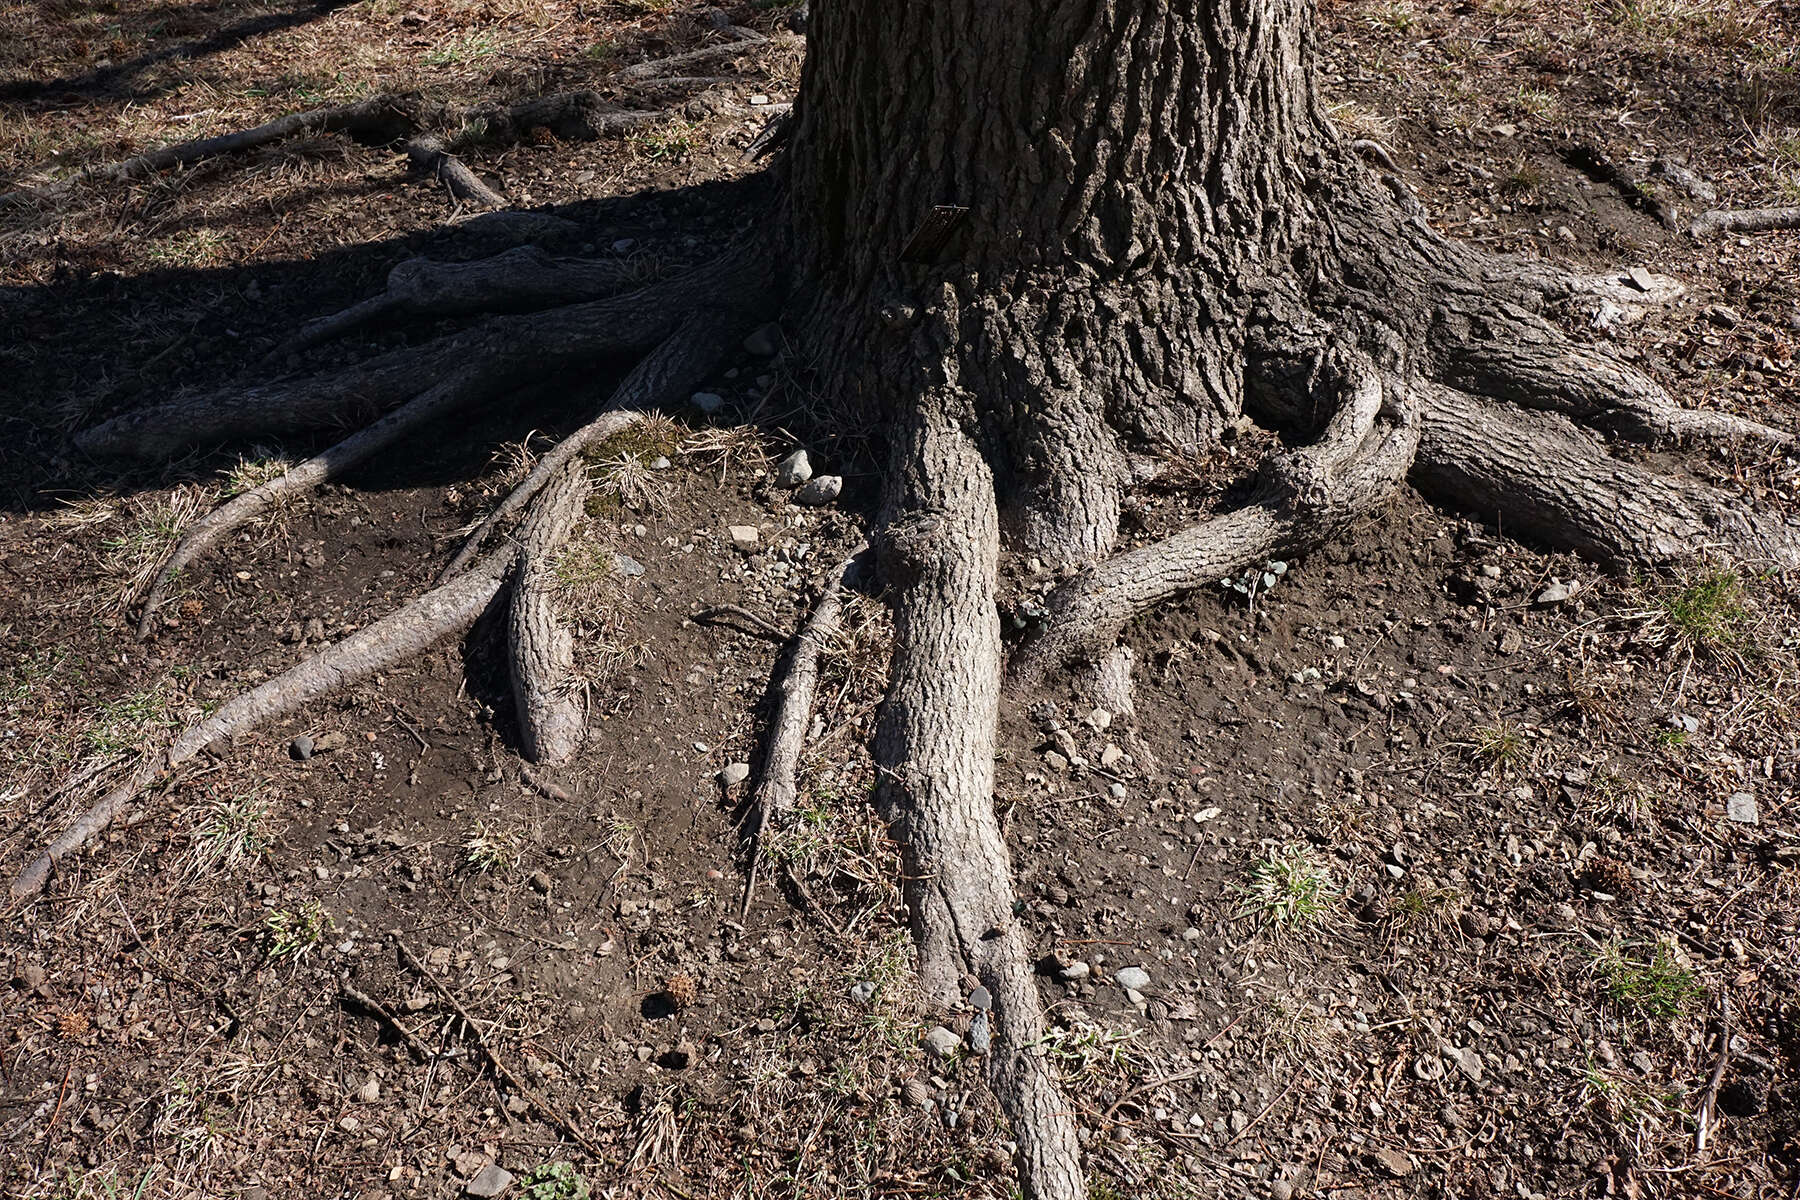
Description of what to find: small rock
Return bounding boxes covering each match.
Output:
[718,762,751,788]
[1098,744,1124,769]
[290,735,315,761]
[357,1077,381,1103]
[728,524,760,552]
[1630,1050,1655,1074]
[612,238,635,253]
[1667,712,1700,734]
[1114,966,1151,992]
[1083,707,1112,730]
[1496,629,1523,656]
[1446,1044,1483,1084]
[1042,750,1070,773]
[749,93,770,105]
[968,985,992,1010]
[743,323,782,357]
[774,449,813,487]
[793,475,843,506]
[1372,1147,1413,1178]
[966,1010,991,1055]
[1458,910,1491,939]
[923,1026,962,1058]
[849,980,878,1005]
[1727,792,1758,824]
[466,1165,514,1198]
[902,1078,933,1107]
[1534,579,1580,605]
[614,554,645,577]
[690,391,725,414]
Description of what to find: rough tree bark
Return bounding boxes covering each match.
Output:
[18,2,1799,1198]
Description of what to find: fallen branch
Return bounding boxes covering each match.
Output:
[742,546,866,917]
[396,940,600,1157]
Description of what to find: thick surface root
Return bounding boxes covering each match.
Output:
[742,545,866,916]
[12,548,514,899]
[404,136,507,209]
[875,409,1084,1200]
[78,243,770,461]
[1411,382,1800,569]
[1011,348,1420,688]
[507,461,593,765]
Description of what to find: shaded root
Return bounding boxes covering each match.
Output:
[275,245,664,358]
[1009,346,1420,688]
[742,545,867,917]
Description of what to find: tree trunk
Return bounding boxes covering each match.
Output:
[786,0,1326,566]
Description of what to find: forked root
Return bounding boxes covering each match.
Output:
[874,407,1084,1200]
[742,545,867,917]
[507,461,594,765]
[440,314,743,581]
[1009,347,1420,688]
[404,136,507,209]
[13,548,515,899]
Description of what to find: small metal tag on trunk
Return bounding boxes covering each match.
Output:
[899,205,969,263]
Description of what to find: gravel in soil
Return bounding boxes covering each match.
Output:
[4,1,1800,1198]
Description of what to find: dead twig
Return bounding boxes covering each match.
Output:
[1696,992,1732,1152]
[691,603,791,644]
[339,983,438,1063]
[396,940,600,1156]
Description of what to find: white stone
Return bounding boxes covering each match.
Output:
[728,524,760,552]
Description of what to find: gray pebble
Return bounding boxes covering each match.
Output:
[923,1025,962,1058]
[774,449,813,488]
[717,762,751,788]
[290,735,314,761]
[792,475,843,506]
[1114,966,1151,992]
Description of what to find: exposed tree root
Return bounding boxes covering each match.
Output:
[134,360,525,636]
[507,461,594,765]
[1411,382,1800,569]
[404,135,507,209]
[741,545,866,918]
[1559,142,1679,230]
[1435,317,1794,449]
[276,246,663,358]
[875,408,1085,1200]
[440,315,743,580]
[1689,207,1800,238]
[615,26,770,80]
[79,246,768,461]
[1011,348,1420,688]
[12,548,514,899]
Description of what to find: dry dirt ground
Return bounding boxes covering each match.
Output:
[4,2,1800,1199]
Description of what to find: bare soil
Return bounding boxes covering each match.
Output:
[3,2,1800,1199]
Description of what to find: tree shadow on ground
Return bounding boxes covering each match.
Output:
[0,173,770,514]
[0,0,363,106]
